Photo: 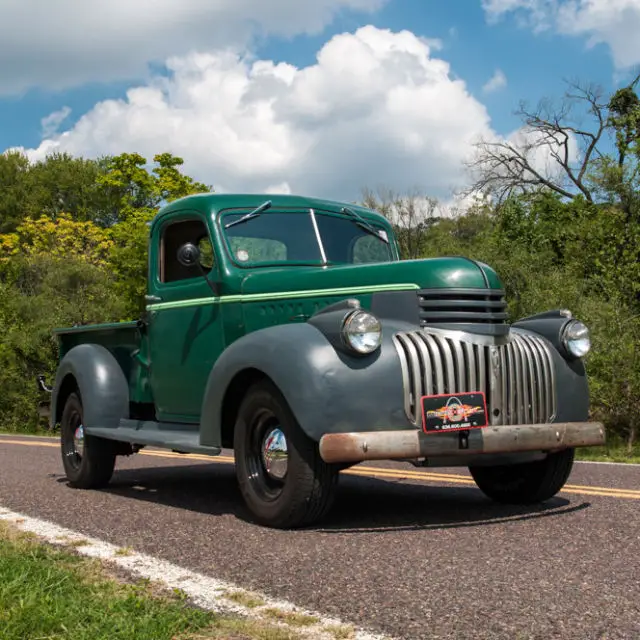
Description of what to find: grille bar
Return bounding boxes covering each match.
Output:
[392,329,557,428]
[418,288,509,327]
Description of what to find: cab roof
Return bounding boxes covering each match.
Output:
[152,192,391,227]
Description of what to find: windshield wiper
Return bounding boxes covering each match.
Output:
[224,200,272,229]
[340,206,389,244]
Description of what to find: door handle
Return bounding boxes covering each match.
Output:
[145,295,162,303]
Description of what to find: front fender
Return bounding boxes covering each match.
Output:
[51,343,129,430]
[513,327,590,422]
[199,319,416,448]
[512,312,590,422]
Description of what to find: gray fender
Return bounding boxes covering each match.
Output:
[51,343,130,430]
[199,319,416,448]
[512,312,590,422]
[546,344,590,422]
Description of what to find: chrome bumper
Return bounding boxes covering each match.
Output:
[318,421,606,464]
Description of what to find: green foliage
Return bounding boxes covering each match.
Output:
[0,151,115,233]
[0,523,215,639]
[0,255,127,432]
[96,152,211,226]
[0,150,212,428]
[97,152,212,316]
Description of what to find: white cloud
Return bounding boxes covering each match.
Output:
[265,182,293,195]
[482,69,508,93]
[40,107,72,139]
[482,0,640,68]
[14,26,496,202]
[0,0,384,95]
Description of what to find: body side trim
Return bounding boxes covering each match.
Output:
[146,283,420,311]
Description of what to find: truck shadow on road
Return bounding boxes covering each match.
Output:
[95,461,590,532]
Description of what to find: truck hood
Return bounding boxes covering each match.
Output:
[240,257,503,296]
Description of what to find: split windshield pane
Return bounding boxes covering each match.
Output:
[221,210,393,266]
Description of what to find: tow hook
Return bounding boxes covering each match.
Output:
[36,374,53,393]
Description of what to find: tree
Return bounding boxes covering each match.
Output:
[100,152,213,316]
[0,151,31,234]
[361,186,441,259]
[96,152,211,225]
[465,76,640,206]
[0,214,113,272]
[0,151,114,233]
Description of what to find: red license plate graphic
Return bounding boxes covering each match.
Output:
[421,392,488,434]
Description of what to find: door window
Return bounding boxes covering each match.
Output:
[159,217,214,283]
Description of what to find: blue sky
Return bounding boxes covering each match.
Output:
[1,0,638,202]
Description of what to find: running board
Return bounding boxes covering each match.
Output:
[86,420,221,456]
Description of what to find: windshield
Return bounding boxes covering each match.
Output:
[221,209,394,267]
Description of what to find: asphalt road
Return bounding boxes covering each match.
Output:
[1,434,639,640]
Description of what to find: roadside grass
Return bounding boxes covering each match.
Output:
[575,445,640,464]
[0,427,56,437]
[262,608,320,627]
[0,522,303,640]
[224,589,267,609]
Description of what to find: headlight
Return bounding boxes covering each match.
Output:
[342,310,382,354]
[562,319,591,358]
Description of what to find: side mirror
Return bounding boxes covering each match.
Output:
[177,242,201,267]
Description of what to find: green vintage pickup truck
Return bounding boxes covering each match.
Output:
[48,193,605,528]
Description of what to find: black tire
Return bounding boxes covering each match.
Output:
[233,380,339,529]
[60,392,116,489]
[469,448,575,504]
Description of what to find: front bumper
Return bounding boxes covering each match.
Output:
[318,421,606,464]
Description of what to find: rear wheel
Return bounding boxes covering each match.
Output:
[469,448,575,504]
[234,380,339,528]
[60,392,116,489]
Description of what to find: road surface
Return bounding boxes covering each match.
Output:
[1,434,638,639]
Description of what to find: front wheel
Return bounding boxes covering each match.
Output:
[233,380,339,528]
[60,392,117,489]
[469,448,575,504]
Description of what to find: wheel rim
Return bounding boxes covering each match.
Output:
[63,410,84,471]
[246,409,289,501]
[261,427,288,481]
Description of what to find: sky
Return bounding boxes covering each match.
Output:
[2,0,640,206]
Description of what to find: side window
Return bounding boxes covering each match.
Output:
[198,236,214,270]
[160,217,214,283]
[352,235,391,264]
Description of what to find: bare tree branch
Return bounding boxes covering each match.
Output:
[464,79,611,204]
[361,186,441,259]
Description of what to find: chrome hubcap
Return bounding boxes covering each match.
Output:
[73,424,84,459]
[261,428,288,481]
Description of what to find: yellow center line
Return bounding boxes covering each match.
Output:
[2,438,639,500]
[137,449,640,497]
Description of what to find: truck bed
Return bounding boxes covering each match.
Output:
[54,321,152,405]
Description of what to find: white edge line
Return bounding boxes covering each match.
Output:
[0,506,390,640]
[575,460,640,467]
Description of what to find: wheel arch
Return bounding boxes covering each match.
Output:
[51,343,130,431]
[53,373,79,428]
[220,367,272,449]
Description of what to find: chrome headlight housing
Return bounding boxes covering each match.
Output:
[561,319,591,358]
[341,310,382,355]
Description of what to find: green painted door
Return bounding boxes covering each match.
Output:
[146,211,225,423]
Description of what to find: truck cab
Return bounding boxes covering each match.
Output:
[49,193,605,528]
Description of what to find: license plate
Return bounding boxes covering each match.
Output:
[421,392,488,434]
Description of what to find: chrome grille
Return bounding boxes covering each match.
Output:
[392,328,556,428]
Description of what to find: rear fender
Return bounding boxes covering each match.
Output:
[51,343,130,430]
[199,319,416,449]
